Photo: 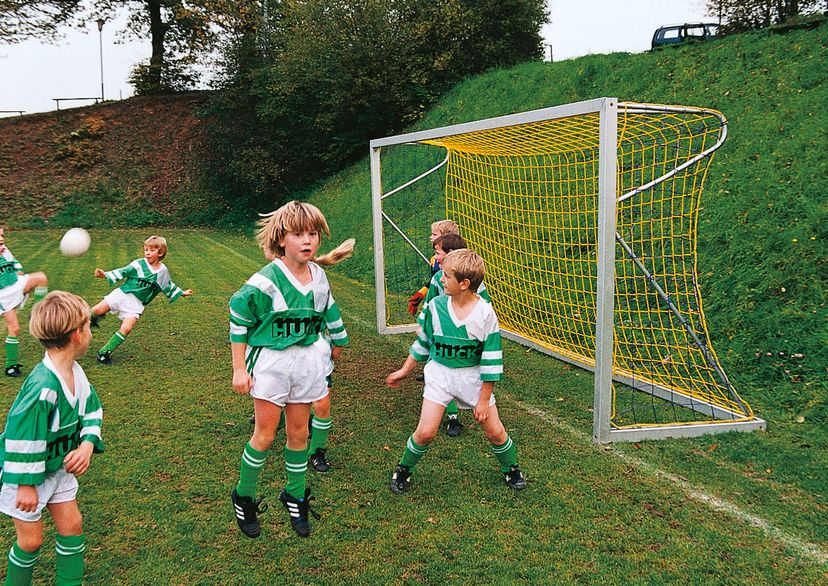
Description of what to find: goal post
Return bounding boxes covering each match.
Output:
[370,97,766,443]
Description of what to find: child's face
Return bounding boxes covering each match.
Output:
[429,227,441,243]
[440,268,468,296]
[279,230,321,265]
[73,321,93,358]
[0,227,5,253]
[434,244,447,264]
[144,245,162,265]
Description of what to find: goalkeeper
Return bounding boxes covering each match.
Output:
[405,219,459,316]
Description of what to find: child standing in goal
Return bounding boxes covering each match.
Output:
[90,235,193,364]
[230,201,349,538]
[386,249,525,493]
[0,291,104,585]
[0,225,49,378]
[406,219,459,316]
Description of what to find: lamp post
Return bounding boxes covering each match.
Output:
[96,18,105,101]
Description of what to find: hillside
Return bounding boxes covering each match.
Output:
[0,92,216,226]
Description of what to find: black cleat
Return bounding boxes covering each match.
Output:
[414,373,425,382]
[503,465,527,491]
[279,487,319,537]
[4,364,22,378]
[249,412,255,425]
[309,448,330,473]
[90,313,102,329]
[445,415,462,437]
[231,488,267,538]
[96,351,112,365]
[389,464,411,494]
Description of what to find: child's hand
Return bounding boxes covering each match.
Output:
[63,442,94,476]
[407,291,424,316]
[331,346,343,361]
[15,485,38,513]
[94,268,105,278]
[473,398,490,423]
[386,369,408,388]
[233,368,253,394]
[182,289,194,297]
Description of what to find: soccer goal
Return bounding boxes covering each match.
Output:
[370,97,766,443]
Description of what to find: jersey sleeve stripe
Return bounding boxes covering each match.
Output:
[4,439,47,454]
[80,425,101,438]
[481,351,502,360]
[39,388,57,404]
[2,461,46,474]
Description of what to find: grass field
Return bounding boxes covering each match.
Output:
[0,228,824,584]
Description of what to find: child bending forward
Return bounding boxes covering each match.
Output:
[387,249,526,493]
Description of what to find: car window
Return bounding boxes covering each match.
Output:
[685,25,706,38]
[661,28,680,40]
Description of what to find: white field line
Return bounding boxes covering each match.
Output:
[514,400,828,566]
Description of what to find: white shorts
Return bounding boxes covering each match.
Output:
[0,467,79,522]
[248,337,331,406]
[104,289,145,320]
[422,360,496,409]
[0,274,29,314]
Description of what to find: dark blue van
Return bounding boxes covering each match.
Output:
[651,23,718,49]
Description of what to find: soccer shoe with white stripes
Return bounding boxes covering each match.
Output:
[309,448,331,473]
[278,487,319,537]
[96,351,112,365]
[503,465,527,491]
[231,488,267,538]
[4,364,22,378]
[389,464,411,494]
[444,414,462,437]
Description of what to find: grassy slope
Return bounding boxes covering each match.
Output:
[308,24,827,459]
[0,229,824,585]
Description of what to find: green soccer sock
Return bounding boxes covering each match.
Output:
[236,442,268,498]
[399,435,429,470]
[445,400,459,417]
[55,533,85,586]
[490,435,518,473]
[308,416,332,453]
[284,446,309,500]
[5,543,40,586]
[4,337,19,368]
[99,331,126,355]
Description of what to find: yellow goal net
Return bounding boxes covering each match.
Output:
[370,98,765,442]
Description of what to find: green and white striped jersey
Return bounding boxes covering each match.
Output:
[410,295,503,381]
[424,270,491,306]
[0,248,23,290]
[0,353,104,486]
[104,258,185,306]
[229,259,348,350]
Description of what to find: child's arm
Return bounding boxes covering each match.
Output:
[473,381,496,423]
[63,441,95,476]
[97,262,137,284]
[94,268,105,278]
[386,355,418,388]
[231,342,253,393]
[14,486,38,513]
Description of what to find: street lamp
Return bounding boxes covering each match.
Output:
[96,18,105,101]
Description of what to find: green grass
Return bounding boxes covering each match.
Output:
[0,229,825,584]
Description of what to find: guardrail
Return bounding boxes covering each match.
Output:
[53,97,100,110]
[0,110,25,116]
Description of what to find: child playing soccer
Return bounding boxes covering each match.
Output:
[229,201,349,538]
[387,249,525,494]
[90,235,193,364]
[0,226,48,378]
[0,291,104,585]
[406,219,459,316]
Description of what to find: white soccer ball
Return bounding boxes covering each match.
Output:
[59,228,91,257]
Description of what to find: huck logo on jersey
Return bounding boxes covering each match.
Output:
[272,315,326,338]
[433,340,483,360]
[47,431,78,461]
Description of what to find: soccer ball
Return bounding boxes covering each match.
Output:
[59,228,91,257]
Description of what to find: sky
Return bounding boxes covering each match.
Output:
[0,0,712,116]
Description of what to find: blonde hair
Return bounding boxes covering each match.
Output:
[29,291,90,349]
[256,200,331,258]
[431,219,459,237]
[144,235,168,260]
[314,238,355,266]
[442,249,485,292]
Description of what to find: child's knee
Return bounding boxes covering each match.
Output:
[58,516,84,537]
[251,428,277,449]
[17,533,43,553]
[414,426,438,445]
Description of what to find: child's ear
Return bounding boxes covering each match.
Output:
[459,278,471,291]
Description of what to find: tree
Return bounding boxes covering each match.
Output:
[706,0,824,32]
[0,1,82,42]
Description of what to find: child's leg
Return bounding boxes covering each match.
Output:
[237,399,282,498]
[480,405,520,473]
[98,316,137,357]
[20,273,47,296]
[283,403,312,500]
[399,400,445,469]
[3,309,20,370]
[48,500,85,586]
[308,393,331,454]
[6,518,44,585]
[90,300,110,317]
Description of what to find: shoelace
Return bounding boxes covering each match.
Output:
[254,496,268,515]
[303,496,321,520]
